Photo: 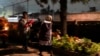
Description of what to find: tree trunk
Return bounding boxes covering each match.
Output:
[60,0,67,36]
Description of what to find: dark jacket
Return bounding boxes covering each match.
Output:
[39,20,52,41]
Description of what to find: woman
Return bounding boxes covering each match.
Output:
[39,15,53,56]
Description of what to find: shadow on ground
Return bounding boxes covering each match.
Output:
[0,44,36,56]
[0,42,64,56]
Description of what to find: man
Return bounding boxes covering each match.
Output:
[18,11,33,51]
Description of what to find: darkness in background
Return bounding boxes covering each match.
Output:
[53,21,100,42]
[8,21,100,43]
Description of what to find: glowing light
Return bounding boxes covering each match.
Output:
[3,23,9,31]
[4,26,9,31]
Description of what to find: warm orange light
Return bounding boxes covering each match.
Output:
[4,26,9,31]
[3,23,9,31]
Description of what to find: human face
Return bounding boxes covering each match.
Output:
[23,14,28,19]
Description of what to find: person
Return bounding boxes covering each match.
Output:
[38,15,53,56]
[18,11,33,51]
[52,29,61,40]
[29,18,42,43]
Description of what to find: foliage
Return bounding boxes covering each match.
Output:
[52,35,100,54]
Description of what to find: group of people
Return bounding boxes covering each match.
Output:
[18,11,55,56]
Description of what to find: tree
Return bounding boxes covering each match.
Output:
[35,0,96,36]
[60,0,67,36]
[35,0,66,35]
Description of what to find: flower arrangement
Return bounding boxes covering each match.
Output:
[52,35,100,54]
